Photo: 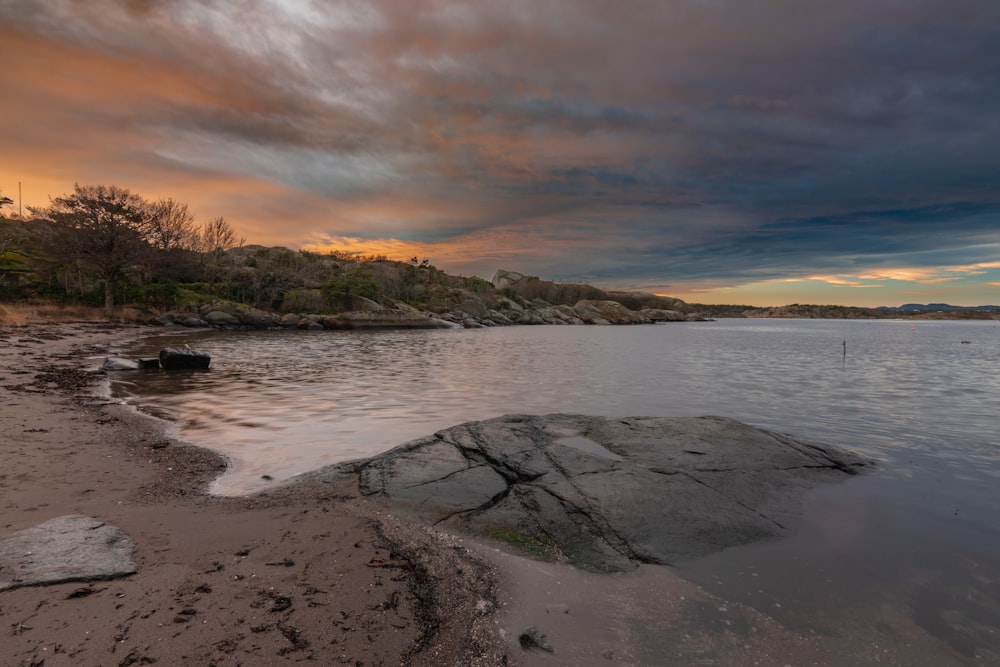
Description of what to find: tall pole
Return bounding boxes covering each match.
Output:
[18,181,22,218]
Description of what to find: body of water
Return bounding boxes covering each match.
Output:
[110,318,1000,662]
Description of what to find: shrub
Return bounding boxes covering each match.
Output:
[281,288,326,313]
[319,271,380,311]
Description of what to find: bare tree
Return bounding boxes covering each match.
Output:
[0,215,12,286]
[200,216,244,257]
[144,197,202,281]
[197,216,245,291]
[147,198,199,252]
[0,190,14,227]
[36,184,153,315]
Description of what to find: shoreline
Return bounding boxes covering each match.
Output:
[0,322,504,665]
[0,322,979,666]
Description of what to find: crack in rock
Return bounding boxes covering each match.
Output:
[337,414,874,572]
[679,471,787,531]
[401,462,492,490]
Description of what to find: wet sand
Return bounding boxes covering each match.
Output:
[0,323,501,666]
[0,322,978,666]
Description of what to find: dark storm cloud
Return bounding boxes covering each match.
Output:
[585,203,1000,284]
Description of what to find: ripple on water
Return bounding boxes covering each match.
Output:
[110,320,1000,658]
[111,320,999,496]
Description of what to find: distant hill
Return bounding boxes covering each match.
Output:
[688,302,1000,320]
[892,303,1000,312]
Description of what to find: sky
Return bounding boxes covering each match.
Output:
[1,0,998,307]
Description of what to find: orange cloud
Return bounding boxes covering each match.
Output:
[804,276,882,288]
[857,261,1000,284]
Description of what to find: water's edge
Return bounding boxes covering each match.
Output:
[106,320,1000,662]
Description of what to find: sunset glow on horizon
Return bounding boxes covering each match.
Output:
[2,1,998,308]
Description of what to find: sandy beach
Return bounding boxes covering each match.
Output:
[0,323,978,666]
[0,323,504,666]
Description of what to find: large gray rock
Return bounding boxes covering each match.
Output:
[345,414,872,572]
[202,309,241,326]
[390,300,426,315]
[455,299,490,319]
[492,269,529,290]
[296,314,324,329]
[512,309,548,325]
[0,516,137,591]
[279,312,304,328]
[198,301,278,328]
[103,357,140,371]
[495,295,524,312]
[322,309,454,329]
[349,295,385,313]
[573,300,650,324]
[641,308,685,322]
[488,310,514,325]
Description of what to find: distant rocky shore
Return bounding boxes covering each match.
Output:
[151,268,703,331]
[697,302,1000,320]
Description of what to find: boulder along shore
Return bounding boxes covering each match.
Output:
[0,323,973,666]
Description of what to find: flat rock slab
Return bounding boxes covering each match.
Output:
[346,414,873,573]
[0,515,137,591]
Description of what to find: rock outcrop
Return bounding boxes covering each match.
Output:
[641,308,686,322]
[0,516,137,591]
[573,299,648,324]
[151,269,702,330]
[159,347,211,369]
[156,301,278,329]
[202,310,241,327]
[320,310,455,330]
[331,414,872,573]
[491,269,529,290]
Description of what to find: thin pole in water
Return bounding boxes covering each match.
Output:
[843,340,847,357]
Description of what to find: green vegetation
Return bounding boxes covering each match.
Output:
[462,276,493,294]
[318,271,381,311]
[0,183,499,318]
[486,526,557,561]
[1,184,245,315]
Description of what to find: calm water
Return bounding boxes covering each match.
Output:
[110,319,1000,661]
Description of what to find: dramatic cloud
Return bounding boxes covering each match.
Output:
[1,0,998,305]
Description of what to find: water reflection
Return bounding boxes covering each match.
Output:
[110,319,1000,659]
[112,320,1000,498]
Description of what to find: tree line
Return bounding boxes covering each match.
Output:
[2,183,243,314]
[3,183,694,321]
[1,183,468,317]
